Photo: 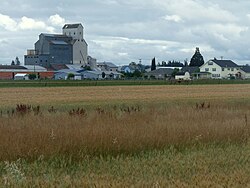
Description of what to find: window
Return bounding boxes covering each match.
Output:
[228,68,230,71]
[222,68,224,71]
[74,32,76,35]
[40,60,42,63]
[212,68,216,71]
[212,74,220,78]
[208,62,213,65]
[205,68,209,72]
[231,68,234,71]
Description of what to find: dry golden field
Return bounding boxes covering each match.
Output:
[0,84,250,108]
[1,84,250,187]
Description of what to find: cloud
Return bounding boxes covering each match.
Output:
[0,13,17,31]
[48,14,65,27]
[1,1,250,65]
[163,15,183,22]
[18,16,55,32]
[0,13,56,32]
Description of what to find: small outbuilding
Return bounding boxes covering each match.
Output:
[14,73,29,80]
[175,72,191,80]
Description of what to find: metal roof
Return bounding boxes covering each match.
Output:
[146,68,174,75]
[63,24,82,29]
[212,60,239,68]
[241,66,250,73]
[181,66,199,73]
[0,65,27,70]
[50,40,68,45]
[98,62,118,68]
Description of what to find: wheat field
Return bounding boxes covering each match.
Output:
[1,84,250,187]
[0,84,250,107]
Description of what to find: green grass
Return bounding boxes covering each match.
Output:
[0,79,250,88]
[1,143,250,187]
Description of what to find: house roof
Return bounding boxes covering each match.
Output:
[241,66,250,73]
[50,64,69,71]
[175,72,186,76]
[0,65,27,70]
[63,24,82,29]
[181,66,199,73]
[55,69,82,75]
[146,68,174,75]
[98,62,118,68]
[41,33,66,38]
[212,60,239,68]
[121,65,136,71]
[24,65,47,71]
[50,40,69,45]
[15,73,28,77]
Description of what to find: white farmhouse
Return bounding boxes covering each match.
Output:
[200,59,240,79]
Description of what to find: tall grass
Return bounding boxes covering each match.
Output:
[0,103,249,161]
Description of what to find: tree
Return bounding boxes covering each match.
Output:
[15,57,20,65]
[171,68,179,78]
[189,47,204,67]
[67,73,75,80]
[151,57,156,71]
[133,70,142,78]
[84,65,91,71]
[28,74,37,80]
[102,72,106,79]
[11,60,15,65]
[184,59,188,67]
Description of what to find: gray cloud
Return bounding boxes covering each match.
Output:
[0,0,250,65]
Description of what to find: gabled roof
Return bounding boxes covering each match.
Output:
[0,65,27,70]
[50,40,69,45]
[241,66,250,73]
[121,65,136,71]
[41,33,66,38]
[181,66,199,73]
[50,64,69,71]
[98,62,118,68]
[146,68,174,75]
[175,72,186,76]
[211,60,239,68]
[63,24,82,29]
[24,65,47,71]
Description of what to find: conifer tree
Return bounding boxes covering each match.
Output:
[189,47,204,67]
[151,57,156,71]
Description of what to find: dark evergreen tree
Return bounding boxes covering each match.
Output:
[28,74,37,80]
[11,60,15,65]
[189,47,204,67]
[151,57,156,71]
[15,57,20,65]
[184,59,188,67]
[102,72,106,79]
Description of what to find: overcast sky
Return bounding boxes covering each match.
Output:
[1,0,250,65]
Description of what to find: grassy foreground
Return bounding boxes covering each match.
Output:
[1,143,250,187]
[1,85,250,187]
